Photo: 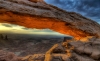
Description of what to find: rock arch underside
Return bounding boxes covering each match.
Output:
[0,0,100,61]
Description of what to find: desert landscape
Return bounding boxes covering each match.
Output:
[0,33,68,56]
[0,0,100,61]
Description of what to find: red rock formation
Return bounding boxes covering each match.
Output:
[0,0,100,40]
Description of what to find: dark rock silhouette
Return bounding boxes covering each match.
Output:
[0,34,3,39]
[5,35,8,40]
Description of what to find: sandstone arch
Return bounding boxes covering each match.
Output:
[0,0,100,40]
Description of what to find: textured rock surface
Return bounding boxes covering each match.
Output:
[0,50,22,61]
[1,38,100,61]
[0,0,100,40]
[69,37,100,61]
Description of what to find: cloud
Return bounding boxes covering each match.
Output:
[22,27,29,30]
[1,23,13,27]
[0,23,28,30]
[0,23,66,35]
[44,0,100,23]
[0,23,55,32]
[0,23,26,31]
[31,29,54,32]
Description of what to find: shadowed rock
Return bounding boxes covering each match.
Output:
[69,38,100,60]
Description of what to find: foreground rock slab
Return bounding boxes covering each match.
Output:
[0,38,100,61]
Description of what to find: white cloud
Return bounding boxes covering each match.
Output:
[0,23,66,36]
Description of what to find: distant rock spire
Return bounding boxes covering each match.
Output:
[5,35,8,40]
[0,34,3,39]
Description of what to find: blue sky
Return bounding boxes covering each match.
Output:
[44,0,100,24]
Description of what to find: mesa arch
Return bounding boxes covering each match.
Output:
[0,0,100,40]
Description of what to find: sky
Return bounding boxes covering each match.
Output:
[0,23,66,36]
[44,0,100,24]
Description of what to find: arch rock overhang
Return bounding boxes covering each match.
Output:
[0,0,100,40]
